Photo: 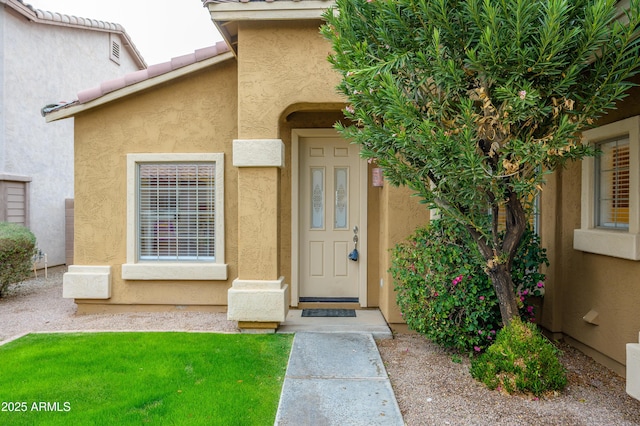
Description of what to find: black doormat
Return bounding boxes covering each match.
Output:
[301,309,356,318]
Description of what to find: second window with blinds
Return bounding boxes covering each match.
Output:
[574,116,640,260]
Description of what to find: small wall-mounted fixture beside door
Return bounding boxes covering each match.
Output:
[372,167,384,187]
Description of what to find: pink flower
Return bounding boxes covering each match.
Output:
[522,289,529,296]
[537,281,544,288]
[478,330,483,335]
[345,105,355,114]
[527,306,534,313]
[490,330,496,334]
[474,346,481,352]
[451,275,463,286]
[434,292,439,297]
[479,296,485,301]
[518,90,527,100]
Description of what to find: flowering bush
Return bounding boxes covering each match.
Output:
[391,218,548,353]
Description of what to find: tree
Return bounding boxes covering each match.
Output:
[322,0,640,326]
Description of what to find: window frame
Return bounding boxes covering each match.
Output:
[0,174,31,226]
[122,153,227,280]
[574,116,640,260]
[595,136,630,230]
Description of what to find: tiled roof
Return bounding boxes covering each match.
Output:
[42,41,232,117]
[4,0,146,68]
[77,41,230,104]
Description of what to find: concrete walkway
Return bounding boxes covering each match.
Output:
[274,332,404,425]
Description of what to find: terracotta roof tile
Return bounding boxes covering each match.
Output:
[74,40,230,105]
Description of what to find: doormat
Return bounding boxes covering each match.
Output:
[301,309,356,318]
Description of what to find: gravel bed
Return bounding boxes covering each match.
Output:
[0,266,237,344]
[2,266,640,425]
[377,333,640,425]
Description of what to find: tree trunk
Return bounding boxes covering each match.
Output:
[466,189,527,327]
[487,263,520,326]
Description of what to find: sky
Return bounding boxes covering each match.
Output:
[26,0,224,65]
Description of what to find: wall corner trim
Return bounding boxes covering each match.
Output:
[233,139,285,168]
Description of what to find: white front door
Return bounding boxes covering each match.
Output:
[298,135,361,300]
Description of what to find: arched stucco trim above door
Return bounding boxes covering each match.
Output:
[291,128,368,307]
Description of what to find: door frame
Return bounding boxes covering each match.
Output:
[291,128,368,307]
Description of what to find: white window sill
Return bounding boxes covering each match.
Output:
[573,229,640,260]
[121,263,228,281]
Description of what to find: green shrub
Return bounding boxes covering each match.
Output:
[390,218,548,353]
[470,318,567,396]
[0,222,36,296]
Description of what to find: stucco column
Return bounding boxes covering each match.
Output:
[227,139,289,328]
[237,167,280,280]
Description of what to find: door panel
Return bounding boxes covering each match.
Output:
[299,137,360,299]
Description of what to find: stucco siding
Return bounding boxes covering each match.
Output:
[554,157,640,373]
[73,61,238,307]
[237,20,344,139]
[537,78,640,373]
[1,7,141,266]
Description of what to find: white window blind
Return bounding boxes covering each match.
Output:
[138,163,216,261]
[596,137,630,229]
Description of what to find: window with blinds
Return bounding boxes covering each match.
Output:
[138,163,216,261]
[596,137,630,229]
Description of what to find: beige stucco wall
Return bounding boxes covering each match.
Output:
[237,20,343,139]
[552,160,640,374]
[378,184,431,323]
[234,20,431,314]
[72,60,238,311]
[69,17,436,321]
[539,78,640,373]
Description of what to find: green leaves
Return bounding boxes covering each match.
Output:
[323,0,640,243]
[391,219,548,353]
[325,0,640,324]
[0,222,37,296]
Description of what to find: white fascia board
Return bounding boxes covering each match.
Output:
[207,1,334,21]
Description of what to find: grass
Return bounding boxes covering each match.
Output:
[0,332,293,425]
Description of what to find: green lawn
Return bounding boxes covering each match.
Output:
[0,332,293,425]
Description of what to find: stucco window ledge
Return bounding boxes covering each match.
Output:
[573,229,640,260]
[121,263,228,280]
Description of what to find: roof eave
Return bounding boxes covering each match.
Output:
[205,0,335,54]
[45,51,235,122]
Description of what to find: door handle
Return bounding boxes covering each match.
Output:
[349,225,359,261]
